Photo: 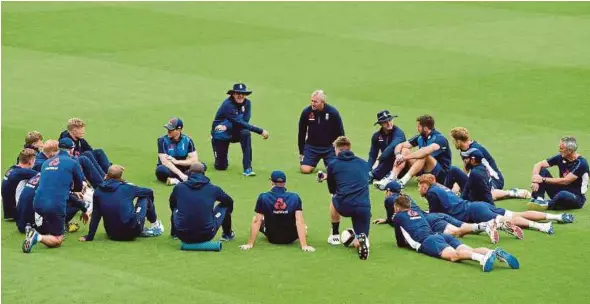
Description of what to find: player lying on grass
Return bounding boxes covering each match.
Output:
[392,194,519,272]
[156,117,198,185]
[298,89,345,174]
[373,181,499,244]
[22,138,88,253]
[169,162,236,243]
[79,165,163,242]
[419,174,574,240]
[374,115,466,190]
[239,171,314,252]
[528,136,588,211]
[318,136,370,260]
[367,110,406,183]
[450,127,530,201]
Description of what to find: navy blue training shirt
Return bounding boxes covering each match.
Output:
[298,104,344,154]
[546,154,589,197]
[327,150,371,207]
[408,129,452,172]
[255,187,302,244]
[211,97,263,135]
[368,126,406,168]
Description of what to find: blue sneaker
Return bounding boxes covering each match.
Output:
[482,251,496,272]
[561,213,575,224]
[243,169,256,177]
[22,225,39,253]
[527,199,549,211]
[494,248,520,269]
[221,231,235,241]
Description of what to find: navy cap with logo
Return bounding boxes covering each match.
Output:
[270,170,287,183]
[226,83,252,95]
[385,180,402,193]
[164,117,183,131]
[374,110,398,125]
[58,138,75,149]
[460,148,484,161]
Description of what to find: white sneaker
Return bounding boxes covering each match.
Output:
[327,234,341,245]
[372,177,393,191]
[508,188,532,199]
[151,220,164,233]
[166,178,180,186]
[485,220,499,244]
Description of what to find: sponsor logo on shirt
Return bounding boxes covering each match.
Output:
[273,198,288,214]
[308,112,315,121]
[45,158,60,171]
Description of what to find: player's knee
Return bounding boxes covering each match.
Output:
[240,129,251,137]
[300,165,314,174]
[539,168,551,177]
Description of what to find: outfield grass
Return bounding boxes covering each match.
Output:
[2,2,590,303]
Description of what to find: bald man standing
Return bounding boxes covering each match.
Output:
[79,165,164,242]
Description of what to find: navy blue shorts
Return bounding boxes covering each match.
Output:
[420,233,462,258]
[333,202,371,236]
[425,213,464,233]
[36,212,65,236]
[456,202,506,223]
[301,144,336,168]
[176,206,228,243]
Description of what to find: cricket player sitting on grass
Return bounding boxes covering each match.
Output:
[298,89,344,174]
[22,138,87,253]
[450,127,530,201]
[367,110,406,183]
[239,171,314,252]
[80,165,163,242]
[15,131,44,164]
[528,136,588,211]
[169,162,235,243]
[318,136,370,260]
[392,194,519,272]
[155,117,198,185]
[2,148,38,220]
[373,181,499,244]
[59,117,112,172]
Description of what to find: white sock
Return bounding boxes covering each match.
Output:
[399,174,411,186]
[472,223,486,232]
[528,221,543,231]
[35,234,42,242]
[545,213,562,221]
[471,252,484,264]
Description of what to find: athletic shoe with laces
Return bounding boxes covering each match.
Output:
[499,220,524,240]
[357,233,369,260]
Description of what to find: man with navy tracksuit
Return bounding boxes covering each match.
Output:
[211,83,269,176]
[529,136,589,211]
[2,149,38,220]
[239,171,314,252]
[460,148,495,205]
[319,136,370,260]
[16,173,88,234]
[80,165,163,242]
[155,117,198,185]
[22,138,86,253]
[169,162,235,243]
[367,110,406,181]
[59,117,112,173]
[298,89,345,174]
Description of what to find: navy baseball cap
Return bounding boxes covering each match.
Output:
[58,138,75,149]
[385,180,402,193]
[164,117,183,131]
[226,83,252,95]
[374,110,398,125]
[270,170,287,183]
[461,148,484,161]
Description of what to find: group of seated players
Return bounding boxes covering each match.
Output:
[3,83,587,272]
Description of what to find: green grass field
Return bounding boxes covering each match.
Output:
[2,2,590,303]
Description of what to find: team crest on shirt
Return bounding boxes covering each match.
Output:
[308,112,316,121]
[408,210,421,219]
[273,198,288,214]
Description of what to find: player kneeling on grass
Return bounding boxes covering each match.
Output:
[373,181,499,243]
[79,165,163,242]
[419,174,574,240]
[392,194,519,272]
[169,162,236,243]
[318,136,370,260]
[239,171,314,252]
[22,139,86,253]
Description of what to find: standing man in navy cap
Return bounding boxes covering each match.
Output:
[298,89,345,174]
[156,117,198,185]
[211,83,269,176]
[239,170,314,252]
[367,110,406,183]
[22,138,86,253]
